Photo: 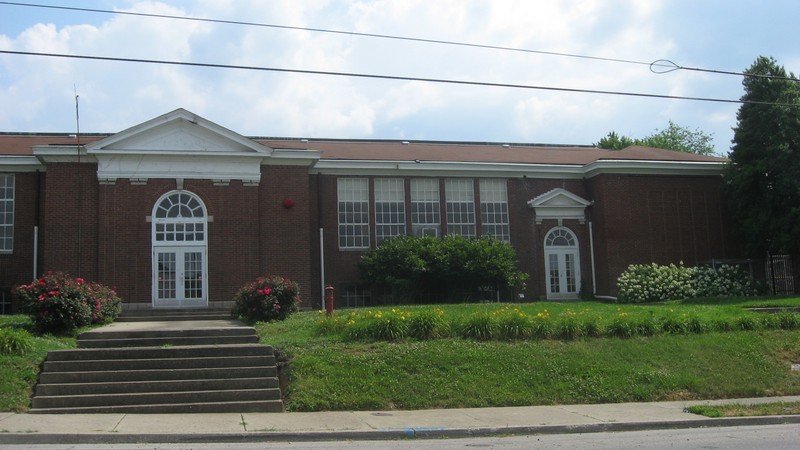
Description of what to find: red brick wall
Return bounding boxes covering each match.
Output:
[587,174,740,295]
[40,163,100,282]
[0,172,43,312]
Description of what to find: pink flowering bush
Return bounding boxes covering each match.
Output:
[232,275,301,323]
[12,271,122,333]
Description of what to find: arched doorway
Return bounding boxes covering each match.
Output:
[151,190,208,308]
[544,227,581,300]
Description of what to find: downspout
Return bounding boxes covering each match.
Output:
[589,220,597,295]
[33,170,42,279]
[317,172,325,310]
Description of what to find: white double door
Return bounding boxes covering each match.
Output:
[153,246,207,308]
[545,249,580,300]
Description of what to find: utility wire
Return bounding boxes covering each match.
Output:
[2,49,797,107]
[0,0,772,79]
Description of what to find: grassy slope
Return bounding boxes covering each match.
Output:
[0,316,76,412]
[257,298,800,411]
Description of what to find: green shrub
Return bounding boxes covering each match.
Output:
[233,275,302,323]
[358,235,528,303]
[617,263,695,303]
[459,311,496,340]
[554,311,584,339]
[607,314,634,338]
[495,308,532,340]
[13,272,122,333]
[0,328,34,355]
[692,265,757,297]
[407,308,448,339]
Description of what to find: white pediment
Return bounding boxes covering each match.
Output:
[85,109,269,184]
[527,188,592,224]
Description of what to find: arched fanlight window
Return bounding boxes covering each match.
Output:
[152,191,207,243]
[545,227,576,247]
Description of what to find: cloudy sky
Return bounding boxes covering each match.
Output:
[1,1,798,154]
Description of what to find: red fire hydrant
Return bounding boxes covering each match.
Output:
[324,284,335,315]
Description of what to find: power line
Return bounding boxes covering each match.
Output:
[4,1,795,83]
[2,49,797,107]
[0,1,734,75]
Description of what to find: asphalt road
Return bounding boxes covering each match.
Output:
[5,423,799,449]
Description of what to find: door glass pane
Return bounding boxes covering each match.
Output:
[157,253,176,299]
[184,252,203,299]
[548,253,560,293]
[565,253,577,293]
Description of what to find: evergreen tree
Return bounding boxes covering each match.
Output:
[724,56,800,256]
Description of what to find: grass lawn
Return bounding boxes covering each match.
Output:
[0,315,76,412]
[688,401,800,417]
[255,297,800,411]
[3,296,800,413]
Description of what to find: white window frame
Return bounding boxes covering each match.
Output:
[479,179,510,242]
[411,179,441,238]
[338,178,370,249]
[0,174,14,254]
[445,179,476,238]
[374,178,406,245]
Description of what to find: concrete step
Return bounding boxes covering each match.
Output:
[45,344,273,361]
[39,366,278,384]
[31,322,284,414]
[117,312,234,322]
[43,355,276,372]
[35,377,279,396]
[30,400,284,414]
[78,334,260,348]
[32,388,282,409]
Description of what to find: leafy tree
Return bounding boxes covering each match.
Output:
[723,56,800,257]
[596,131,637,150]
[596,122,717,155]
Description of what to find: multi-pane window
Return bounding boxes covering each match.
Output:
[480,179,510,242]
[374,179,406,245]
[338,178,370,248]
[445,179,476,237]
[410,179,441,237]
[153,192,206,243]
[0,175,14,253]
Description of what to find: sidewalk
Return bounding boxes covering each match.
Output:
[2,395,799,444]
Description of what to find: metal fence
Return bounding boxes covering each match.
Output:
[766,254,795,296]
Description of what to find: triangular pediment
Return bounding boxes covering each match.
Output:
[86,108,269,155]
[87,109,269,184]
[528,188,592,208]
[527,188,592,224]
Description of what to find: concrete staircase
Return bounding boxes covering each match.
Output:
[30,310,283,414]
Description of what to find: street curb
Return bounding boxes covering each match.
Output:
[1,415,799,444]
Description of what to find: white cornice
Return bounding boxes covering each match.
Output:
[310,158,726,178]
[310,160,587,179]
[0,155,46,172]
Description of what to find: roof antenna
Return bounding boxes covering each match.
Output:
[74,85,81,149]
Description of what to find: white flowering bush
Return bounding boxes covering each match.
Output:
[617,263,757,303]
[691,265,757,298]
[617,263,696,303]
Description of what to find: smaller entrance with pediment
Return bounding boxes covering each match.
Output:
[544,227,581,300]
[152,191,208,308]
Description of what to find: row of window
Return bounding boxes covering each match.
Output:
[337,178,510,249]
[0,175,13,253]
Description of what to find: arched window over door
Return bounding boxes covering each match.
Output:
[544,227,581,300]
[151,191,208,308]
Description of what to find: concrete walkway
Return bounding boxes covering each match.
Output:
[1,396,799,444]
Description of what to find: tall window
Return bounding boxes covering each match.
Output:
[374,178,405,245]
[480,179,510,242]
[411,179,441,237]
[338,178,370,249]
[0,174,13,253]
[445,179,476,237]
